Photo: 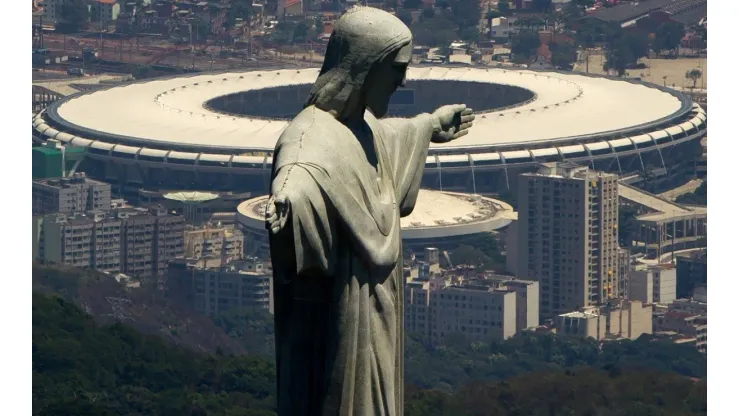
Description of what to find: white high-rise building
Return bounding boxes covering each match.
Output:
[516,163,621,319]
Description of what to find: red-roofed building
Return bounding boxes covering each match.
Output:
[529,44,552,69]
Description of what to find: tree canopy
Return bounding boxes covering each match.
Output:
[511,31,542,62]
[58,0,90,33]
[654,20,685,55]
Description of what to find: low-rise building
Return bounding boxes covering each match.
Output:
[33,206,184,280]
[654,311,706,353]
[91,0,121,23]
[167,258,273,316]
[184,225,244,263]
[630,264,677,304]
[490,17,512,42]
[556,299,653,341]
[405,272,539,346]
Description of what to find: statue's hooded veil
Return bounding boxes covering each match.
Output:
[304,7,413,119]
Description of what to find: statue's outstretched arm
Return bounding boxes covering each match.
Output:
[430,104,475,144]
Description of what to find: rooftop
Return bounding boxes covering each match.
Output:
[587,0,692,23]
[237,189,515,239]
[44,67,684,153]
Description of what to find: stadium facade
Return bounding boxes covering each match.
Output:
[32,66,707,198]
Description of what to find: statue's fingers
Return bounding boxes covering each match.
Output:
[452,129,469,139]
[459,122,473,131]
[461,114,475,123]
[461,108,474,116]
[270,223,282,234]
[450,104,466,113]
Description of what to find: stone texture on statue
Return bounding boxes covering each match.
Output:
[264,6,474,416]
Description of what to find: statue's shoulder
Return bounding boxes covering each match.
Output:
[278,106,337,144]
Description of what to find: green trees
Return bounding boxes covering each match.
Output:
[405,368,707,415]
[511,31,542,62]
[654,20,685,56]
[498,0,512,16]
[403,0,423,9]
[33,293,277,415]
[550,42,578,70]
[58,0,89,33]
[604,32,649,76]
[397,9,414,26]
[686,68,703,89]
[405,0,482,46]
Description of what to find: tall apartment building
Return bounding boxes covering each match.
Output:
[516,163,620,319]
[556,299,653,341]
[167,258,273,316]
[32,206,184,279]
[405,274,539,346]
[184,225,245,263]
[630,264,677,304]
[33,173,111,216]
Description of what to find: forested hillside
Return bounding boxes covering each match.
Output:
[34,293,707,415]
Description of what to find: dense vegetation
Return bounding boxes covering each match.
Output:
[405,331,706,390]
[405,368,706,416]
[34,263,706,414]
[34,294,706,415]
[33,293,276,416]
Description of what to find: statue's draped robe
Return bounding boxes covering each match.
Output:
[269,106,435,416]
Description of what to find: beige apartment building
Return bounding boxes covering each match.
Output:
[33,206,184,280]
[630,264,677,304]
[556,299,653,341]
[516,163,622,319]
[184,225,244,263]
[167,258,273,316]
[33,173,112,216]
[405,274,539,346]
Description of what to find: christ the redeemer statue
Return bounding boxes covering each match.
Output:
[265,6,475,416]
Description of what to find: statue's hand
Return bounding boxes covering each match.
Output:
[431,104,475,143]
[265,193,291,235]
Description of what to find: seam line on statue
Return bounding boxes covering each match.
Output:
[275,106,317,197]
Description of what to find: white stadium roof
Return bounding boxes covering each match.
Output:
[237,189,515,240]
[46,66,685,153]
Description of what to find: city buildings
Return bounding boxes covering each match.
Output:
[91,0,121,23]
[33,173,112,216]
[404,248,540,346]
[184,225,244,264]
[556,300,653,341]
[630,264,677,304]
[32,206,184,280]
[654,311,707,353]
[676,250,707,298]
[167,258,273,316]
[42,0,74,22]
[515,163,622,319]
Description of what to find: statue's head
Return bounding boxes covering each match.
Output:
[305,7,413,119]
